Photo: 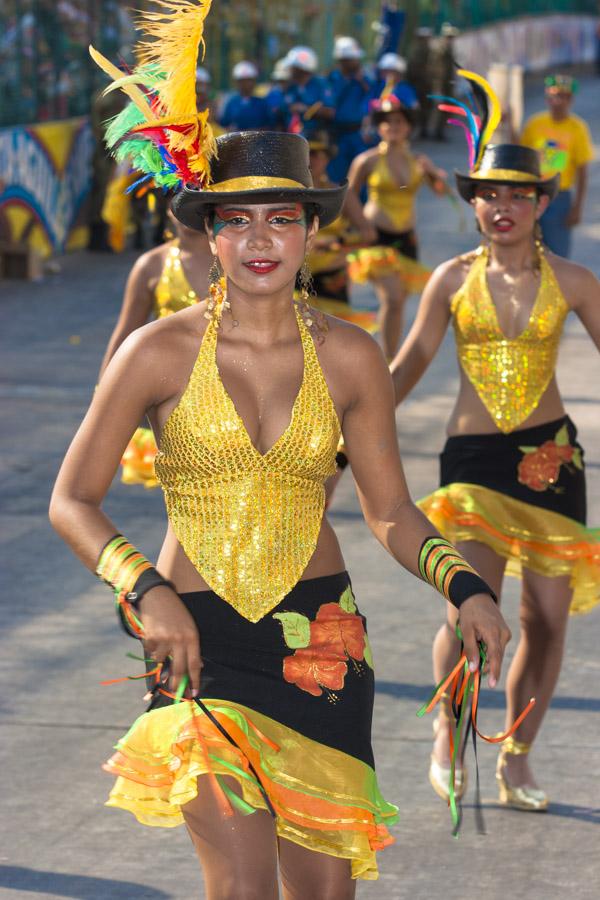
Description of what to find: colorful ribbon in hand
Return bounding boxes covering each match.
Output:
[101,655,278,820]
[417,628,535,834]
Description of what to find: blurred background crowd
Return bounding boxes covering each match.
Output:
[0,0,599,266]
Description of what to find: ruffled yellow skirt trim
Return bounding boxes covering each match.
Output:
[347,247,430,293]
[417,483,600,614]
[104,700,397,880]
[120,427,159,488]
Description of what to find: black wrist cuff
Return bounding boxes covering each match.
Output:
[336,450,349,471]
[449,571,497,610]
[126,568,176,609]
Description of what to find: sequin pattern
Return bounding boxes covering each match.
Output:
[450,248,568,433]
[154,241,199,318]
[155,302,341,622]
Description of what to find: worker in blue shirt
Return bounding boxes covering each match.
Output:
[370,53,418,111]
[283,46,334,139]
[264,58,290,131]
[327,36,373,183]
[219,61,272,131]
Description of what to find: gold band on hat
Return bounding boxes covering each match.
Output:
[469,168,543,183]
[207,176,306,192]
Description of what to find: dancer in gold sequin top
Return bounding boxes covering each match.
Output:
[390,134,600,812]
[99,212,212,487]
[51,120,509,894]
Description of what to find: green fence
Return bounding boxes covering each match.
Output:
[1,1,596,127]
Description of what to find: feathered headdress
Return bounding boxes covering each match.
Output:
[89,0,216,192]
[430,67,502,172]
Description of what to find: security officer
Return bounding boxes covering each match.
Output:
[283,46,334,139]
[371,53,418,111]
[219,61,272,131]
[327,36,373,182]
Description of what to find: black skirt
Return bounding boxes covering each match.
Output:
[439,415,586,523]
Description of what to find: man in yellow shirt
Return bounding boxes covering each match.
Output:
[520,74,593,257]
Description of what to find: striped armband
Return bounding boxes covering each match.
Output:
[418,536,497,610]
[96,534,174,638]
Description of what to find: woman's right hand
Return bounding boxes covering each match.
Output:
[138,586,202,696]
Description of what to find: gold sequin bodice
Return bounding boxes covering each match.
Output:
[367,144,423,232]
[450,249,568,433]
[155,303,341,622]
[153,241,199,318]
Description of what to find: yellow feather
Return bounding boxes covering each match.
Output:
[457,68,502,167]
[380,75,395,100]
[88,45,152,120]
[135,0,213,122]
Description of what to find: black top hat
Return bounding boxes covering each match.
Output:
[172,132,347,230]
[455,144,559,202]
[370,94,415,125]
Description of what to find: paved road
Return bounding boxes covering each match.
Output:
[1,73,599,899]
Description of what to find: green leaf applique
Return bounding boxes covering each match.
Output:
[554,424,569,446]
[572,447,583,470]
[339,586,357,614]
[273,612,311,649]
[518,445,538,454]
[364,633,374,670]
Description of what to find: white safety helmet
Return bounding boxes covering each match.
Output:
[232,60,259,81]
[333,36,364,61]
[271,58,291,82]
[195,66,211,84]
[285,46,318,74]
[378,52,407,74]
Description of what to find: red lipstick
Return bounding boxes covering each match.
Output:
[243,259,280,274]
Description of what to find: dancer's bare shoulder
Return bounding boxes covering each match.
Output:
[127,240,173,291]
[348,146,380,182]
[426,253,476,305]
[316,314,390,412]
[103,302,210,410]
[545,252,600,311]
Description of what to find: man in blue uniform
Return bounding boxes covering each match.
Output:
[283,46,334,139]
[219,61,272,131]
[370,53,418,111]
[327,36,373,183]
[265,58,290,131]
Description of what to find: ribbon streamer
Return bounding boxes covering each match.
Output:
[417,629,535,834]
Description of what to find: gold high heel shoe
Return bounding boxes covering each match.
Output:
[496,737,548,812]
[428,695,467,802]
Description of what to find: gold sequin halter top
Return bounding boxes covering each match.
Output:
[154,300,341,622]
[153,241,199,319]
[450,247,568,433]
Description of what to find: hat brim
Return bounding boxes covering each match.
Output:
[455,170,560,203]
[372,107,415,126]
[172,182,348,231]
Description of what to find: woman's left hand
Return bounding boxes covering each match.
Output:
[458,593,512,688]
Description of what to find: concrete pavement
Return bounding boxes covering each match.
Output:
[1,72,599,899]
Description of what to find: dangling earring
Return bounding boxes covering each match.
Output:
[205,255,227,323]
[298,259,313,306]
[534,221,544,270]
[295,258,328,342]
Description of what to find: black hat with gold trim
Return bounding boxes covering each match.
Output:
[432,67,559,203]
[172,131,347,230]
[455,143,559,202]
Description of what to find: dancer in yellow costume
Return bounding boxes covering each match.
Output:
[390,71,600,812]
[99,213,212,487]
[344,95,447,358]
[49,7,509,893]
[303,131,377,333]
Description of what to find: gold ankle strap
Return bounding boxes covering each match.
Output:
[501,736,531,755]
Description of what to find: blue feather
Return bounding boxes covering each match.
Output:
[428,93,480,145]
